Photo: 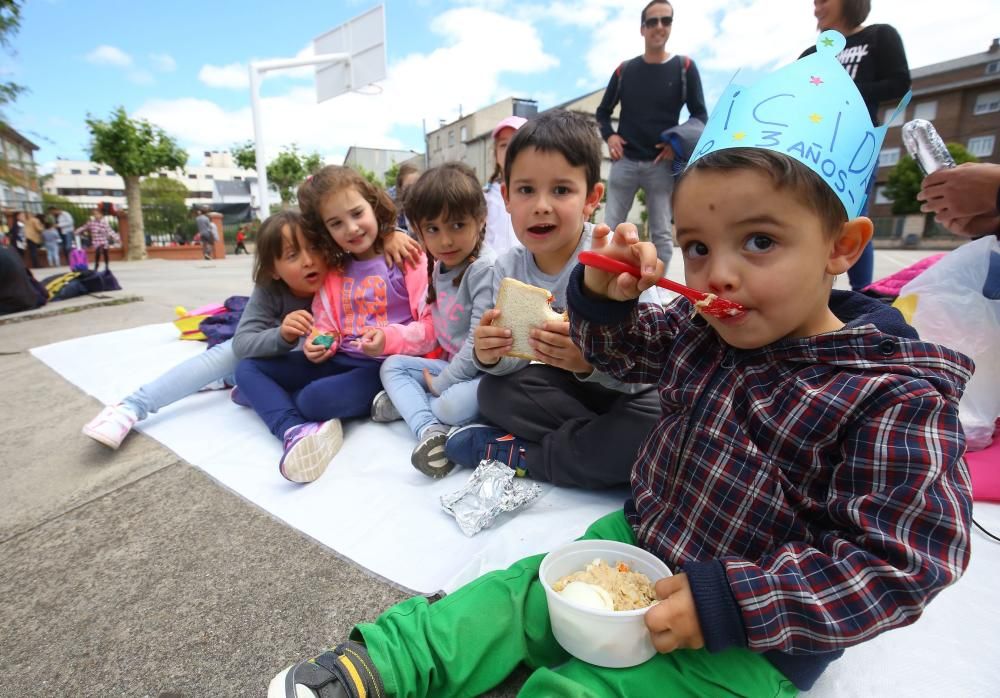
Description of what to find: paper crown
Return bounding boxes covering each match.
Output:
[688,30,911,218]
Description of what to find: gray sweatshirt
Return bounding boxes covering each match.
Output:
[232,283,312,360]
[475,223,655,394]
[430,245,498,394]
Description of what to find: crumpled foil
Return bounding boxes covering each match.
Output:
[440,460,543,537]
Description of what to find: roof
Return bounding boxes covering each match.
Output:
[0,123,39,151]
[912,44,1000,79]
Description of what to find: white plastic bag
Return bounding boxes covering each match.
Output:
[896,235,1000,451]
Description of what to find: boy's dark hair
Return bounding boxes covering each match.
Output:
[395,162,419,190]
[677,149,848,234]
[251,209,306,287]
[297,165,397,272]
[504,109,602,191]
[840,0,871,27]
[641,0,672,23]
[404,162,487,304]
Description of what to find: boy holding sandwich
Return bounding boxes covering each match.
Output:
[270,33,973,698]
[443,108,661,489]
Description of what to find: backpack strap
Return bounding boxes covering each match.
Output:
[610,56,641,111]
[679,55,691,107]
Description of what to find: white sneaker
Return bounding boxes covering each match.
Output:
[82,404,137,449]
[279,419,343,483]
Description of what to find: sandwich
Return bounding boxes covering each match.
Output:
[493,277,567,361]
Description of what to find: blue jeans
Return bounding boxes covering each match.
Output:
[380,355,482,438]
[603,156,675,266]
[122,339,238,421]
[235,351,382,439]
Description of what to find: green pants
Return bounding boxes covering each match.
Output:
[353,511,797,698]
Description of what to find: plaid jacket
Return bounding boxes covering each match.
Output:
[567,266,974,689]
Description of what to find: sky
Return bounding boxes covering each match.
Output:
[4,0,998,173]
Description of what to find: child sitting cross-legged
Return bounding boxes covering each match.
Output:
[268,35,974,698]
[371,162,497,477]
[443,109,662,489]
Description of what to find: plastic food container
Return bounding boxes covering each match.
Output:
[539,540,672,668]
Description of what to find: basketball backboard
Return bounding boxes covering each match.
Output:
[314,4,387,103]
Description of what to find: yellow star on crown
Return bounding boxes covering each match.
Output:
[809,113,823,123]
[732,131,746,141]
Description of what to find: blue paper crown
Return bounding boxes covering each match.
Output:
[688,30,911,218]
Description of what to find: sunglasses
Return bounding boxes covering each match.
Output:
[643,16,673,28]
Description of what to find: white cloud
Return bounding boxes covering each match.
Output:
[150,52,177,72]
[85,44,132,67]
[199,62,250,89]
[148,7,557,164]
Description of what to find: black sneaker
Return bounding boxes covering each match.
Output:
[411,424,454,478]
[444,423,529,476]
[267,641,384,698]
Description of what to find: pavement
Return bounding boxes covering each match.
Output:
[0,249,934,697]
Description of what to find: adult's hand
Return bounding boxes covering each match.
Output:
[918,163,1000,228]
[653,142,675,165]
[608,134,627,162]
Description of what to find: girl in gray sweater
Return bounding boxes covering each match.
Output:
[373,163,497,478]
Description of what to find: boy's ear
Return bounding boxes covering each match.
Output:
[583,182,605,218]
[827,217,874,275]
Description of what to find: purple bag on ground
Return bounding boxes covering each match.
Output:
[199,295,249,347]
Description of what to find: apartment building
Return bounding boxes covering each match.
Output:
[0,124,42,213]
[872,37,1000,216]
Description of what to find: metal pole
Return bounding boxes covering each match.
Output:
[248,64,269,221]
[247,53,351,221]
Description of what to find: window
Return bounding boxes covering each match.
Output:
[874,186,892,205]
[974,90,1000,115]
[460,126,467,143]
[88,168,100,175]
[883,106,905,127]
[968,135,996,157]
[435,135,441,149]
[86,189,103,196]
[878,147,900,168]
[913,101,937,121]
[986,60,1000,75]
[158,173,168,178]
[448,130,455,146]
[234,176,242,181]
[188,174,198,180]
[205,174,214,180]
[70,168,82,175]
[106,170,116,176]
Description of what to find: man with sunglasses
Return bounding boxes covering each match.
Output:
[596,0,707,267]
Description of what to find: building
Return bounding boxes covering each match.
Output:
[43,151,263,210]
[425,97,539,183]
[343,146,422,182]
[0,124,42,213]
[872,37,1000,217]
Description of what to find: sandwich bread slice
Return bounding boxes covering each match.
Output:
[493,277,567,361]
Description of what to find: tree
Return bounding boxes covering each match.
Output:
[353,164,379,185]
[140,177,190,241]
[86,107,187,260]
[0,1,25,119]
[884,143,977,215]
[231,141,323,206]
[383,161,401,190]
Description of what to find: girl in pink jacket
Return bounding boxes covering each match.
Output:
[235,166,435,484]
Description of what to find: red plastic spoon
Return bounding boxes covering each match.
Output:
[578,251,746,320]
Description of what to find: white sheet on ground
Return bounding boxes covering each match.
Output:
[31,323,1000,697]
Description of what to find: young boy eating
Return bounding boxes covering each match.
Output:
[443,109,662,489]
[269,32,973,697]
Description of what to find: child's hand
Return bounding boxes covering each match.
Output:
[530,320,591,373]
[423,368,440,396]
[644,573,705,654]
[356,327,386,357]
[584,223,664,302]
[474,308,512,366]
[383,230,422,269]
[280,309,313,344]
[303,335,333,364]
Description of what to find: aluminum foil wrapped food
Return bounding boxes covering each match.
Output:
[902,119,956,177]
[440,460,542,537]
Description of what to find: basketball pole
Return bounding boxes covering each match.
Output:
[247,53,350,221]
